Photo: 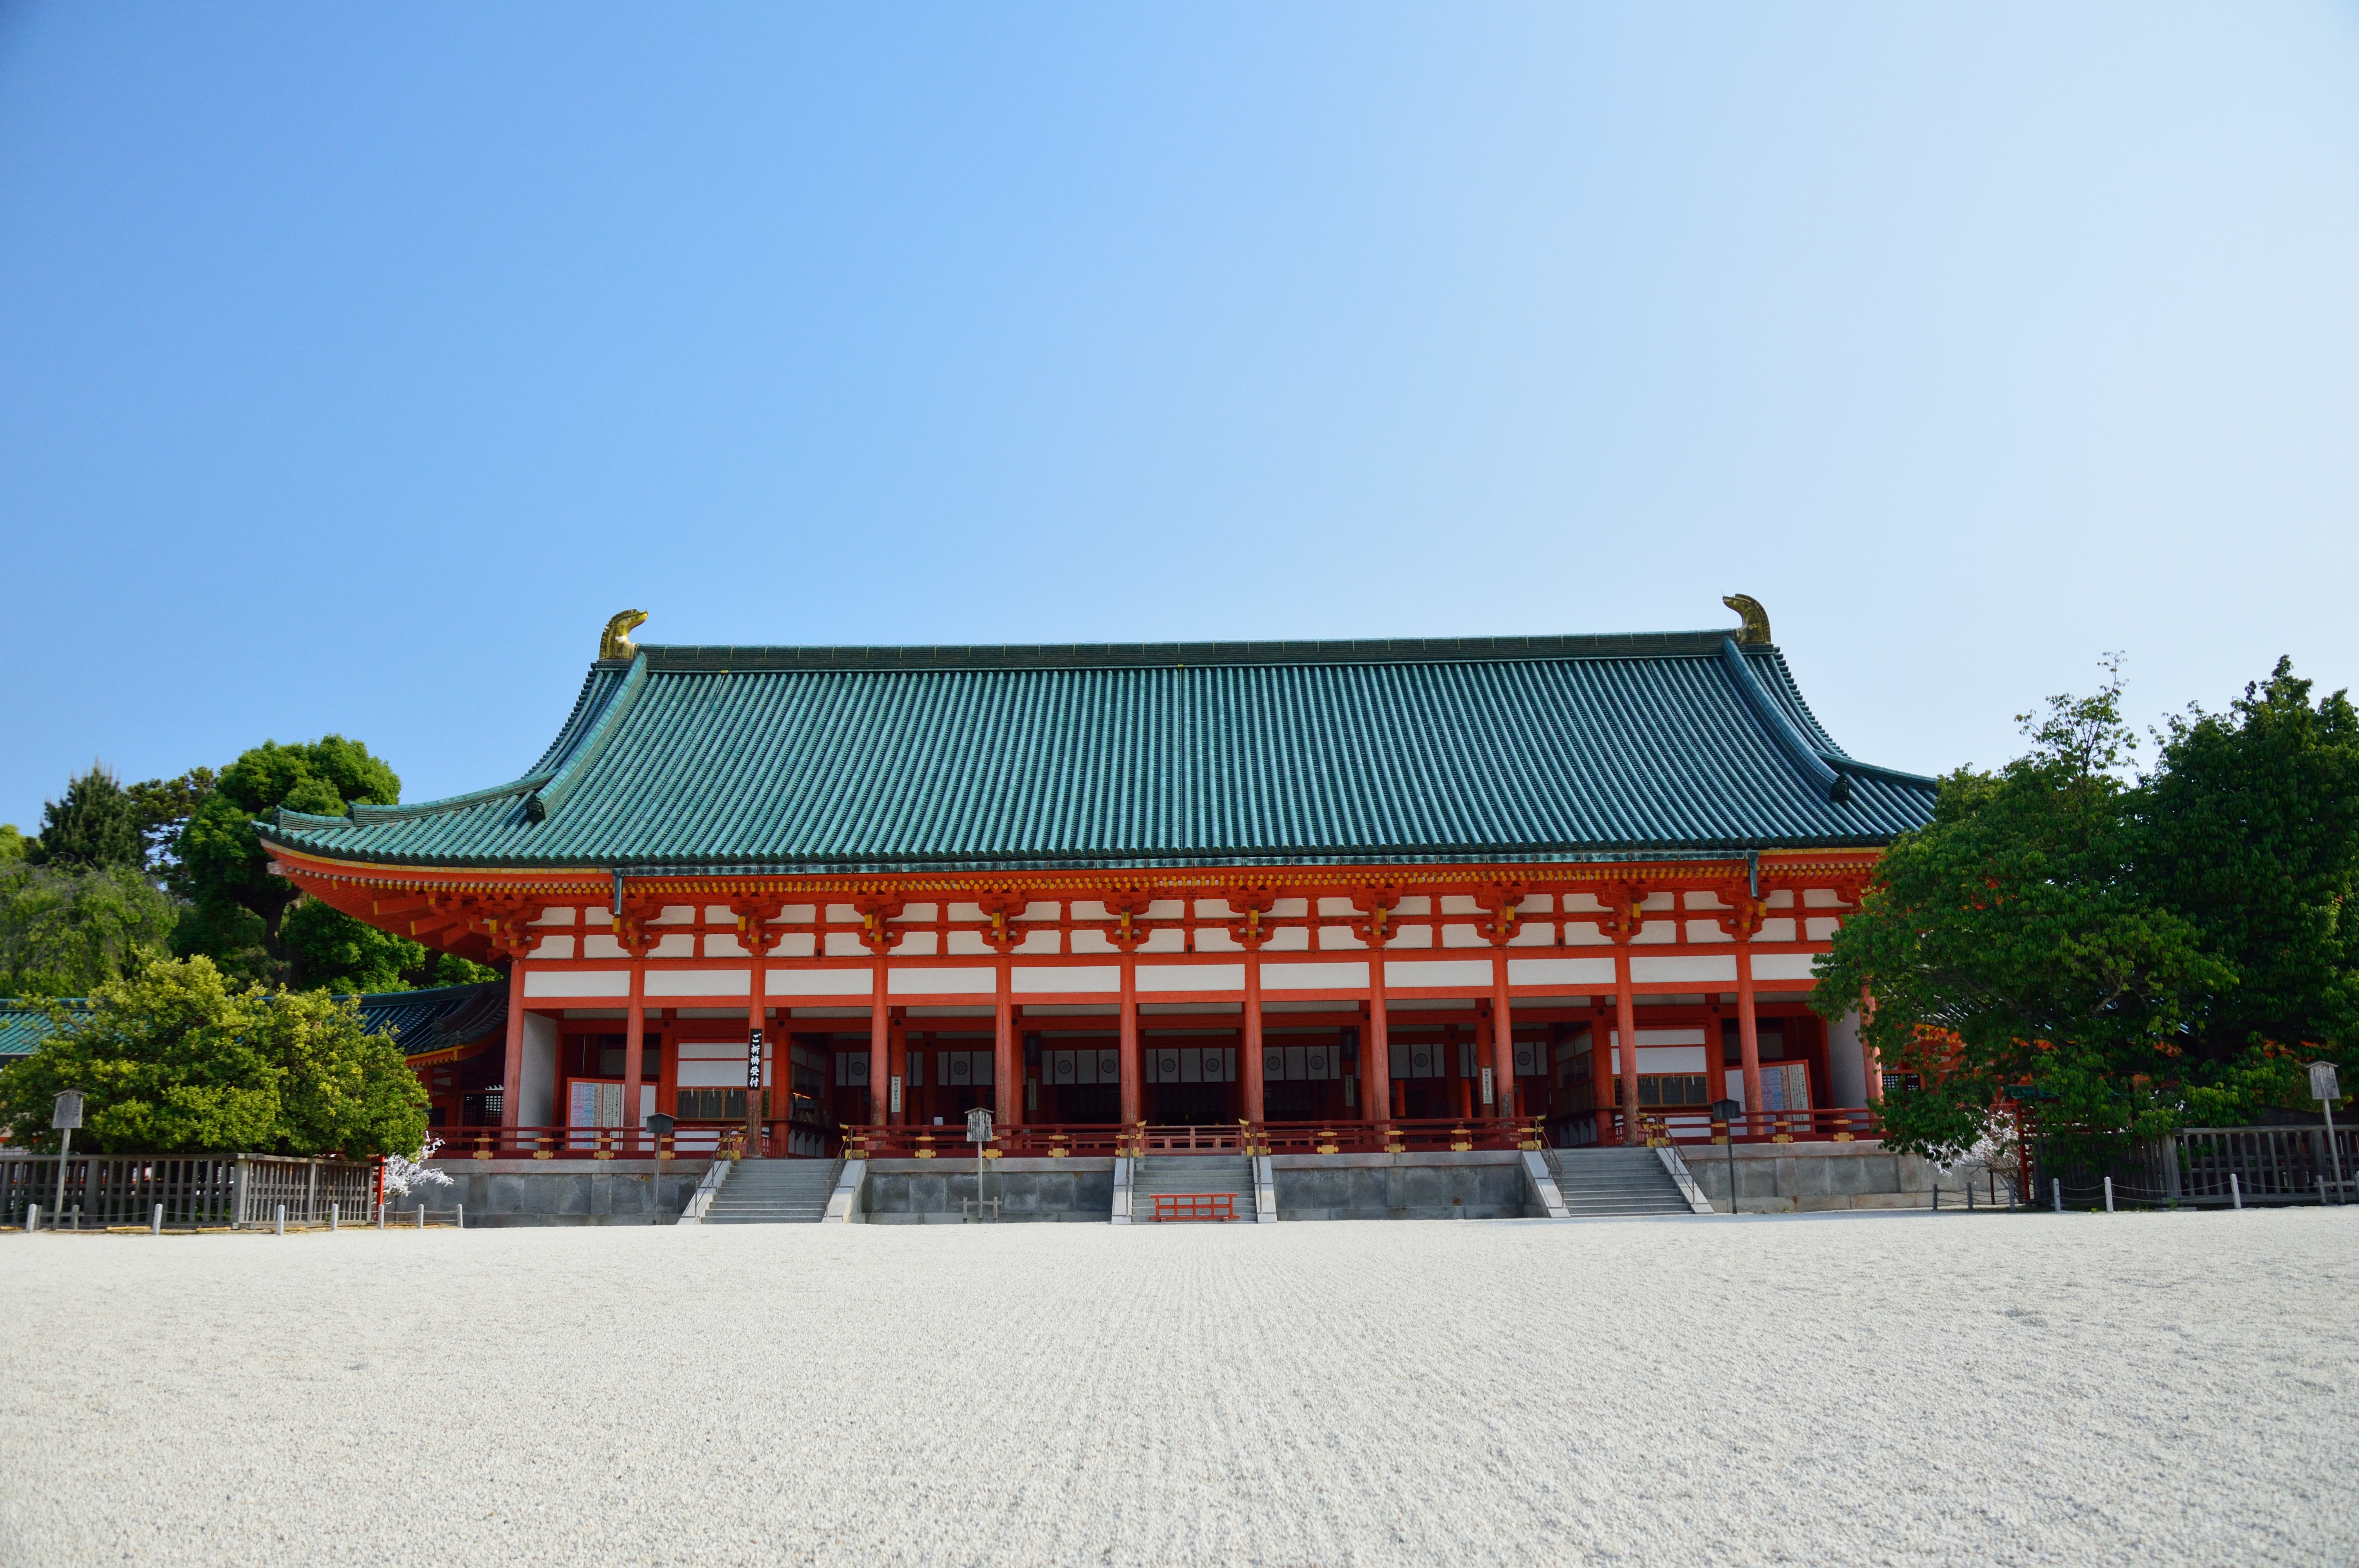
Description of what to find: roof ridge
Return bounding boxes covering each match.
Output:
[602,629,1752,673]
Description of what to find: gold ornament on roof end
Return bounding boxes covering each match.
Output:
[600,609,648,661]
[1722,594,1771,645]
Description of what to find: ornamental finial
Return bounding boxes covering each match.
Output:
[600,609,648,661]
[1722,593,1770,645]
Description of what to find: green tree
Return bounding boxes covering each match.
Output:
[2134,659,2359,1118]
[128,767,218,880]
[1816,658,2357,1162]
[0,824,25,863]
[24,764,145,870]
[280,899,497,993]
[179,737,401,980]
[0,862,177,998]
[0,955,426,1155]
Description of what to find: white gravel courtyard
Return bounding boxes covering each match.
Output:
[2,1209,2352,1568]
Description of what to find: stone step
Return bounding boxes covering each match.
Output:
[1547,1148,1697,1217]
[700,1160,838,1223]
[1135,1157,1256,1220]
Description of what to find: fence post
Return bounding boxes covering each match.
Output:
[376,1201,385,1231]
[2051,1178,2061,1213]
[233,1158,251,1230]
[151,1203,162,1236]
[416,1204,425,1230]
[2230,1172,2241,1210]
[26,1202,36,1232]
[2103,1176,2114,1214]
[330,1203,339,1232]
[456,1203,464,1231]
[275,1203,285,1236]
[305,1159,319,1226]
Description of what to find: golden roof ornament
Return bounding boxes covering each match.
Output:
[600,609,648,661]
[1722,594,1771,645]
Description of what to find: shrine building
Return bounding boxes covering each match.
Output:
[254,597,1936,1187]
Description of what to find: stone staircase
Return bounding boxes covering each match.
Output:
[1547,1146,1698,1217]
[702,1158,837,1224]
[1134,1155,1258,1223]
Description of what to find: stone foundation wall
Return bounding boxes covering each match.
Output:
[863,1157,1115,1224]
[418,1158,714,1227]
[1271,1151,1539,1221]
[1681,1140,1939,1213]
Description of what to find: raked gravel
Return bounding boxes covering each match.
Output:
[2,1208,2353,1568]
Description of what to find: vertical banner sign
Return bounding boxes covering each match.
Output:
[745,1027,765,1157]
[889,1075,903,1114]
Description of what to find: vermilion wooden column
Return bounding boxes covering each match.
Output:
[500,959,527,1133]
[1859,986,1881,1104]
[1118,953,1141,1125]
[994,955,1017,1125]
[1736,938,1764,1119]
[1490,955,1516,1120]
[1363,964,1390,1124]
[1614,946,1641,1146]
[870,977,890,1126]
[623,958,646,1152]
[1241,947,1265,1125]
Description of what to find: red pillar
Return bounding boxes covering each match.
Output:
[1118,952,1141,1126]
[869,964,890,1127]
[1736,939,1764,1122]
[622,958,646,1153]
[1614,946,1640,1145]
[500,959,526,1138]
[1490,954,1515,1122]
[994,955,1017,1125]
[1859,984,1882,1105]
[1363,962,1390,1124]
[1241,947,1265,1127]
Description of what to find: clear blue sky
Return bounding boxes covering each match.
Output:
[5,4,2356,830]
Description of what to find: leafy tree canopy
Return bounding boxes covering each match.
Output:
[1815,657,2359,1161]
[0,955,426,1155]
[24,764,145,870]
[0,825,25,863]
[180,735,399,965]
[0,862,176,998]
[281,898,499,993]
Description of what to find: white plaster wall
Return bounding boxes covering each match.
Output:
[518,1013,560,1127]
[1827,1009,1866,1105]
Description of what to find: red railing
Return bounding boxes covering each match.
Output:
[1261,1118,1539,1155]
[1151,1193,1237,1222]
[834,1119,1544,1160]
[1553,1107,1882,1147]
[428,1124,783,1160]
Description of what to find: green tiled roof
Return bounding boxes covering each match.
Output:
[0,984,506,1061]
[258,627,1938,874]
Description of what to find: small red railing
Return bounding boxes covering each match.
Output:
[1151,1193,1237,1222]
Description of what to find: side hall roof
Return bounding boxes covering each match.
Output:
[257,622,1940,875]
[0,982,507,1062]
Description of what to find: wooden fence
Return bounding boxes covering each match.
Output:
[2037,1124,2357,1207]
[1,1153,378,1229]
